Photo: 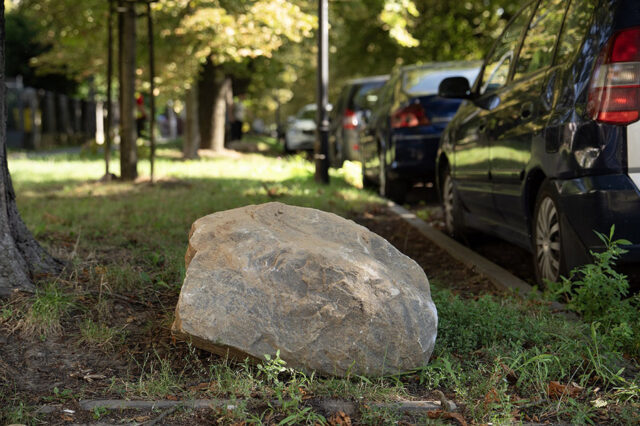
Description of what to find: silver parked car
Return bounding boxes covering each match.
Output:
[284,104,316,153]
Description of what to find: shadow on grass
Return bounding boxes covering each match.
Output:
[17,172,379,276]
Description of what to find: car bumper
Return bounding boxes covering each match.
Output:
[286,131,315,151]
[389,129,442,182]
[557,174,640,264]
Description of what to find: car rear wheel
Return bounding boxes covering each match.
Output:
[283,136,293,154]
[378,150,407,204]
[532,181,567,286]
[361,162,376,189]
[442,167,465,239]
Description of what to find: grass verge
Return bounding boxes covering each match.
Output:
[1,138,638,424]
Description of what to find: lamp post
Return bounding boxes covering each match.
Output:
[314,0,330,184]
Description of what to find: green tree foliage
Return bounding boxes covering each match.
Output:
[14,0,527,121]
[15,0,315,100]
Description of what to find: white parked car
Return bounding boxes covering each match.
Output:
[284,104,316,152]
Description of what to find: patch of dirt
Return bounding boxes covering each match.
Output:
[354,204,502,297]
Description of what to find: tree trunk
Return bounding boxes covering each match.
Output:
[211,76,231,152]
[119,1,137,180]
[197,58,229,152]
[183,87,200,159]
[197,58,215,149]
[0,3,63,297]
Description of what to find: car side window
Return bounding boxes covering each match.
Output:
[555,0,597,65]
[480,2,536,94]
[376,75,398,108]
[513,0,568,80]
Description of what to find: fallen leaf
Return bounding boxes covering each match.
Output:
[188,382,211,392]
[591,397,608,408]
[83,374,106,382]
[427,410,467,426]
[547,381,582,400]
[134,415,151,422]
[328,411,352,426]
[61,415,74,422]
[484,388,500,406]
[167,394,178,401]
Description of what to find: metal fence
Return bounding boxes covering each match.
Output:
[6,79,105,150]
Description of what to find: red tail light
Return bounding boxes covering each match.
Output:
[391,103,430,128]
[588,27,640,125]
[342,109,358,130]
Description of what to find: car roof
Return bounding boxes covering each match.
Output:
[345,75,390,85]
[400,61,483,73]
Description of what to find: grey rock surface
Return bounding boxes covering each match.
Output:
[172,202,437,377]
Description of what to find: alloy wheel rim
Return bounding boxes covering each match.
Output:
[535,197,561,282]
[443,175,454,235]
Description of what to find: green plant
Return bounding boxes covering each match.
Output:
[3,401,32,424]
[19,282,77,339]
[551,226,631,320]
[131,352,185,398]
[549,226,640,357]
[359,404,402,425]
[92,406,108,420]
[79,319,124,350]
[257,351,326,425]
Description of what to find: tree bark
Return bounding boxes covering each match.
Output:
[119,1,137,180]
[0,3,63,297]
[183,87,200,159]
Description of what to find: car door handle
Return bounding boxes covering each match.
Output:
[520,102,534,119]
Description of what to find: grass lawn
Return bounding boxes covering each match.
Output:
[1,137,639,425]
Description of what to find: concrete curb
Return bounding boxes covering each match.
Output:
[386,202,535,297]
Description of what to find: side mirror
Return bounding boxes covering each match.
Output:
[438,77,471,99]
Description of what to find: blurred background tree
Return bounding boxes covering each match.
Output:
[8,0,525,155]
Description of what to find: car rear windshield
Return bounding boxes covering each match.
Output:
[403,68,480,96]
[298,108,316,120]
[350,81,387,110]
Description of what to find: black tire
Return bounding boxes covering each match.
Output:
[361,161,376,189]
[532,180,568,287]
[283,136,293,154]
[442,167,466,239]
[378,149,407,204]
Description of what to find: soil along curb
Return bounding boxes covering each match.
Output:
[385,202,534,296]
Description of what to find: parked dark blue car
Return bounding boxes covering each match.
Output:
[360,62,480,203]
[437,0,640,285]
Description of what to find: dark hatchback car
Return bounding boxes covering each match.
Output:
[329,75,389,167]
[437,0,640,285]
[360,62,480,203]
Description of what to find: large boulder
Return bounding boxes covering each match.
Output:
[172,202,437,377]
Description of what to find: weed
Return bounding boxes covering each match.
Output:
[359,404,402,425]
[257,351,326,425]
[133,353,185,398]
[549,226,640,358]
[79,319,125,350]
[18,281,77,339]
[92,406,108,419]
